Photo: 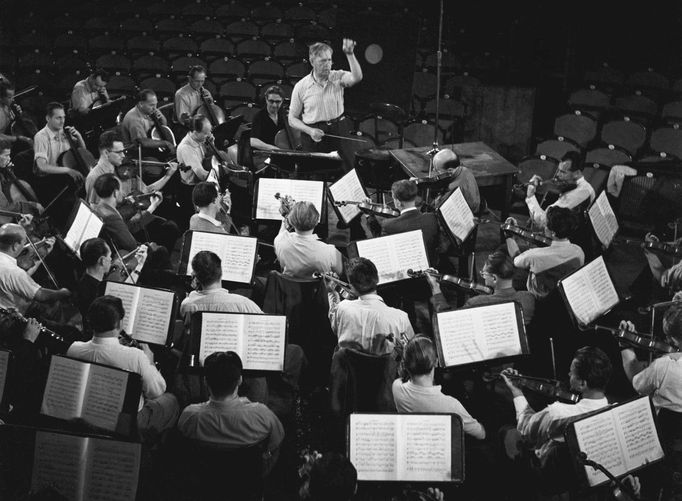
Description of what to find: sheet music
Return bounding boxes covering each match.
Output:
[85,438,141,501]
[255,178,324,220]
[436,302,523,367]
[438,188,475,242]
[613,398,664,472]
[64,201,103,256]
[41,356,89,420]
[574,410,625,486]
[32,431,87,501]
[355,230,430,285]
[329,169,365,224]
[0,350,8,404]
[104,282,139,335]
[81,365,129,432]
[244,315,286,371]
[349,414,398,481]
[401,415,452,482]
[561,256,619,327]
[187,232,257,284]
[198,313,245,364]
[588,192,619,248]
[132,288,174,344]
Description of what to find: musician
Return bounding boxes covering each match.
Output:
[33,102,85,184]
[525,151,595,230]
[189,181,233,234]
[506,207,584,299]
[432,148,480,213]
[0,80,32,147]
[85,131,178,205]
[76,237,111,320]
[502,346,612,492]
[174,65,212,127]
[70,68,110,115]
[274,201,343,279]
[68,296,180,440]
[0,223,70,315]
[120,89,169,147]
[0,139,44,219]
[330,257,414,356]
[288,40,362,171]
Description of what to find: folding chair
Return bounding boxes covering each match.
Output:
[535,138,580,161]
[209,58,247,84]
[600,119,647,157]
[553,111,598,149]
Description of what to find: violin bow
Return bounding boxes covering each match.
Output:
[25,236,60,289]
[108,239,132,282]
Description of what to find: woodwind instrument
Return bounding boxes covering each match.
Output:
[407,268,493,295]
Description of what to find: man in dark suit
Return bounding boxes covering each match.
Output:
[382,179,440,265]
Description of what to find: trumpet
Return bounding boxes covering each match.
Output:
[313,271,357,300]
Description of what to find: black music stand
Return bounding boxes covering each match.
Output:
[83,96,126,133]
[212,115,244,151]
[267,150,343,181]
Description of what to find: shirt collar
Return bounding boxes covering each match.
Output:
[400,207,418,215]
[91,336,121,345]
[550,239,572,246]
[359,293,384,302]
[197,212,222,226]
[0,251,17,265]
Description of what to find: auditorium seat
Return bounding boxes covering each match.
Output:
[535,138,581,161]
[53,31,88,55]
[567,88,611,117]
[120,16,154,35]
[180,3,214,21]
[553,111,598,149]
[189,19,224,40]
[225,20,260,41]
[219,80,258,110]
[424,97,467,142]
[582,64,625,94]
[403,120,443,147]
[294,24,330,44]
[661,100,682,124]
[235,39,273,62]
[247,60,285,86]
[208,57,247,84]
[215,4,251,24]
[89,35,126,57]
[284,61,310,85]
[54,54,88,74]
[625,69,670,102]
[584,146,632,168]
[95,53,132,74]
[230,103,262,124]
[106,75,138,97]
[424,51,461,74]
[171,56,207,81]
[599,119,647,157]
[612,94,658,125]
[317,6,338,28]
[357,117,401,146]
[251,5,284,23]
[516,155,559,185]
[16,30,52,51]
[83,17,111,36]
[17,51,55,73]
[200,37,235,61]
[260,22,294,44]
[162,37,199,60]
[445,73,481,100]
[131,55,170,81]
[126,35,161,58]
[155,17,187,36]
[649,126,682,159]
[283,5,316,24]
[139,76,176,103]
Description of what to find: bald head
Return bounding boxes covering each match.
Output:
[433,148,460,171]
[0,223,27,253]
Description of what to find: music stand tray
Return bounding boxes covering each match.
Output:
[267,150,343,180]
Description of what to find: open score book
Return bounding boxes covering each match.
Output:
[437,187,476,243]
[588,191,619,249]
[179,231,258,285]
[63,200,104,257]
[354,230,430,285]
[254,178,325,221]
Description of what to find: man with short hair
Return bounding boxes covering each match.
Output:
[120,88,169,146]
[432,148,480,214]
[331,257,414,355]
[70,68,110,115]
[0,80,32,147]
[0,139,43,221]
[526,151,595,230]
[189,181,232,234]
[288,40,362,171]
[174,65,212,127]
[33,102,85,184]
[76,237,111,319]
[68,295,179,439]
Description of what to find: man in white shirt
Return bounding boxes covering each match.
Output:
[70,68,110,116]
[67,296,179,440]
[174,65,213,127]
[331,257,414,355]
[525,151,595,230]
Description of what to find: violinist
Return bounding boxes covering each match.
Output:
[189,181,233,235]
[70,68,110,116]
[525,151,595,230]
[506,207,584,299]
[431,148,480,213]
[120,89,171,150]
[174,65,212,127]
[501,346,612,496]
[0,80,33,150]
[75,237,111,320]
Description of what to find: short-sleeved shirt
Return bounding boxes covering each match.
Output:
[33,125,71,167]
[179,288,262,326]
[0,251,41,314]
[274,229,342,279]
[251,109,285,145]
[174,84,211,122]
[120,105,153,145]
[289,70,352,124]
[633,353,682,412]
[71,78,99,113]
[176,132,207,185]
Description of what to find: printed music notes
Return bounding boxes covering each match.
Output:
[255,178,325,220]
[63,200,104,257]
[437,187,475,243]
[435,302,528,367]
[179,231,258,285]
[328,169,366,224]
[588,191,619,249]
[354,230,430,285]
[559,256,620,328]
[104,282,176,345]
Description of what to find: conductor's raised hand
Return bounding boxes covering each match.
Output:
[342,38,357,55]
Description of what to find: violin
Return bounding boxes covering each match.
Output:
[119,329,142,349]
[274,192,295,218]
[0,306,65,344]
[106,244,148,284]
[594,324,679,354]
[16,236,53,271]
[500,222,553,247]
[624,239,682,257]
[498,372,580,404]
[333,200,400,218]
[407,268,493,295]
[58,126,96,177]
[313,271,357,300]
[196,86,225,128]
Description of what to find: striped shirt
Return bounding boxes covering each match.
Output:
[33,125,71,166]
[289,70,353,124]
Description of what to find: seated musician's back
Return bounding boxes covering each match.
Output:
[188,181,232,234]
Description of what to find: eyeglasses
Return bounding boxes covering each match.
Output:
[266,99,283,105]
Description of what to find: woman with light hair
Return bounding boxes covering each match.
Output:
[274,200,343,279]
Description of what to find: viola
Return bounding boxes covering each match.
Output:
[594,324,679,354]
[407,268,493,295]
[498,372,580,404]
[500,222,553,247]
[106,244,148,284]
[118,190,162,222]
[313,271,357,300]
[16,236,52,271]
[58,126,96,177]
[274,192,295,218]
[9,85,38,138]
[333,200,399,218]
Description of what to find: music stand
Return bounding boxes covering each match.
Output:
[85,96,126,133]
[267,150,343,180]
[212,115,244,151]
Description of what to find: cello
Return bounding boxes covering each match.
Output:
[195,86,225,128]
[58,126,96,177]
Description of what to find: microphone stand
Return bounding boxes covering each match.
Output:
[577,452,638,501]
[425,0,444,205]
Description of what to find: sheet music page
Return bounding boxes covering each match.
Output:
[561,256,619,327]
[41,356,89,420]
[104,282,139,335]
[187,232,257,284]
[574,410,626,486]
[32,431,87,501]
[0,350,8,404]
[64,202,97,256]
[349,414,398,481]
[436,303,522,367]
[329,169,364,224]
[356,230,429,285]
[244,315,286,371]
[81,365,129,432]
[588,192,619,248]
[613,397,664,472]
[132,288,175,344]
[399,414,452,481]
[256,178,324,220]
[438,188,475,242]
[199,313,245,364]
[85,438,141,501]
